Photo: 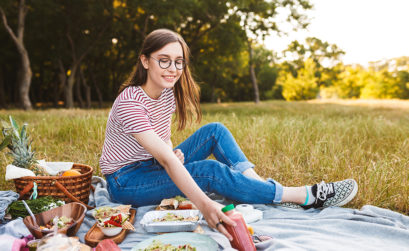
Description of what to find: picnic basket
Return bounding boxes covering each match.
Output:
[14,163,94,209]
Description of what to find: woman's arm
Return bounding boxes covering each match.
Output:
[133,130,235,240]
[165,138,173,149]
[165,138,184,164]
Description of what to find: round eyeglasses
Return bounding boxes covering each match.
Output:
[150,57,186,70]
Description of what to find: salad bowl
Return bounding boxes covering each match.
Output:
[23,202,87,239]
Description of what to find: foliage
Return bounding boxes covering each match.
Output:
[396,71,409,99]
[1,1,409,106]
[284,37,345,69]
[279,58,318,100]
[7,196,65,219]
[331,65,366,99]
[360,70,401,99]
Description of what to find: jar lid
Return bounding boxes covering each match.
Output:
[222,204,235,212]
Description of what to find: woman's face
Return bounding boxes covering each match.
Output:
[142,42,184,91]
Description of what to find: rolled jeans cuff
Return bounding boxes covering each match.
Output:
[267,178,283,203]
[232,161,255,173]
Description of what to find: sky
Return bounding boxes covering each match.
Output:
[264,0,409,66]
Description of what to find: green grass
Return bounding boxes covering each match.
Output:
[1,100,408,214]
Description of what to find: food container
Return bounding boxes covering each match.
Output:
[27,239,41,251]
[23,202,87,239]
[92,206,131,237]
[36,233,91,251]
[97,225,122,236]
[140,210,202,233]
[84,209,136,247]
[235,204,263,223]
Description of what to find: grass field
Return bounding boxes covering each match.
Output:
[1,99,408,214]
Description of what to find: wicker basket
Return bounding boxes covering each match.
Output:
[14,163,94,209]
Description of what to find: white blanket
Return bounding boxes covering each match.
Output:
[2,177,408,250]
[75,177,409,250]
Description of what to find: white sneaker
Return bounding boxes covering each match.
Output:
[277,179,358,210]
[302,179,358,209]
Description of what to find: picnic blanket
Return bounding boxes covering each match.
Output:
[2,176,409,250]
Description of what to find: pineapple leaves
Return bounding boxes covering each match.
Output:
[9,116,20,140]
[1,116,38,170]
[1,120,9,130]
[0,135,12,151]
[21,124,27,141]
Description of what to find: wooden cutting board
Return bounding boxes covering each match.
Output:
[84,208,136,247]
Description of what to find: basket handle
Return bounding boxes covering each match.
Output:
[53,180,95,210]
[18,181,34,199]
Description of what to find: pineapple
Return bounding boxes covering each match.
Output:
[0,116,48,176]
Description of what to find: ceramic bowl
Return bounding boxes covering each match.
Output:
[97,225,122,236]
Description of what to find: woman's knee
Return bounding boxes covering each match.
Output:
[186,159,226,176]
[202,122,228,134]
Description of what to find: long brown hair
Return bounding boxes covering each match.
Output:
[118,29,201,130]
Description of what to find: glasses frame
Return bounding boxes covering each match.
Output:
[150,56,186,70]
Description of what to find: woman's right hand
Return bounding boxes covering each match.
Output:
[173,149,184,164]
[198,199,236,241]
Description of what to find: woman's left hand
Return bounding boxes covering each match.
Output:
[173,149,184,164]
[198,199,235,241]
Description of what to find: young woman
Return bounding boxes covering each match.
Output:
[100,29,358,240]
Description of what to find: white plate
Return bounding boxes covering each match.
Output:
[131,232,218,251]
[140,210,202,233]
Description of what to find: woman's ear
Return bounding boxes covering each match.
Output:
[140,54,149,69]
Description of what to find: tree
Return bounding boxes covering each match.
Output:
[331,65,365,99]
[231,0,313,103]
[252,46,281,100]
[0,0,32,109]
[284,37,345,85]
[396,71,409,99]
[132,0,250,102]
[278,58,318,100]
[192,19,248,102]
[61,0,110,108]
[360,70,401,99]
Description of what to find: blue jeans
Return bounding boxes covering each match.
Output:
[105,122,283,206]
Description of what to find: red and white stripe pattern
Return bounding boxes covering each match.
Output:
[99,86,176,174]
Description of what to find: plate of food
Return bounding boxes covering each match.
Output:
[156,196,197,210]
[85,205,136,247]
[140,210,202,233]
[92,205,135,236]
[131,232,218,251]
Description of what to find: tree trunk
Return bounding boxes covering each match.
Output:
[18,47,32,109]
[55,59,66,107]
[248,40,260,104]
[74,69,84,108]
[80,67,91,108]
[90,69,103,108]
[65,64,78,108]
[0,68,7,108]
[53,59,67,107]
[0,0,32,110]
[65,27,106,108]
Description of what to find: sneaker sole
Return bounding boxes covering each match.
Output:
[332,179,358,207]
[278,202,303,210]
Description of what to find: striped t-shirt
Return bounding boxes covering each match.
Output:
[99,86,176,174]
